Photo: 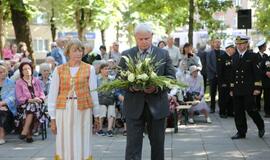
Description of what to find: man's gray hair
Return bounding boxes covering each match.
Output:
[134,23,153,34]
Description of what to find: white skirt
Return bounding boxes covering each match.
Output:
[55,99,93,160]
[190,98,210,112]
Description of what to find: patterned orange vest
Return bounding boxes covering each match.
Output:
[56,62,93,110]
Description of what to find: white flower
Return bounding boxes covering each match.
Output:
[145,58,151,64]
[88,52,97,56]
[122,56,130,63]
[150,72,157,78]
[120,71,127,77]
[128,73,135,82]
[137,73,149,81]
[266,61,270,67]
[136,62,142,69]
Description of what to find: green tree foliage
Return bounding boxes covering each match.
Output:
[40,0,112,41]
[255,0,270,39]
[131,0,232,44]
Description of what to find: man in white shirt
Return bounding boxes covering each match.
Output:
[165,37,182,67]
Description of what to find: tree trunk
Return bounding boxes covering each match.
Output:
[127,24,134,47]
[9,0,34,62]
[0,0,4,58]
[75,8,85,41]
[101,29,105,46]
[50,7,56,42]
[116,22,120,42]
[188,0,194,45]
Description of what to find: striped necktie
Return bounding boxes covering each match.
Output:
[140,50,148,60]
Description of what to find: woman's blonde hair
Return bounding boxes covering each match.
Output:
[0,64,8,77]
[64,39,84,57]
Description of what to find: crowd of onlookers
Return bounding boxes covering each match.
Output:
[0,38,126,145]
[1,35,268,145]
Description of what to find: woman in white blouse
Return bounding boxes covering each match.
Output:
[48,39,99,160]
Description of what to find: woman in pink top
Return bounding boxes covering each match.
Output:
[15,62,45,143]
[2,42,13,60]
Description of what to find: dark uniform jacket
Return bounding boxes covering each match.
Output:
[261,55,270,88]
[218,53,233,87]
[256,52,268,77]
[230,50,262,96]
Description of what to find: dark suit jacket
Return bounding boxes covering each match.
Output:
[231,50,262,96]
[206,49,225,80]
[197,50,207,76]
[118,46,175,120]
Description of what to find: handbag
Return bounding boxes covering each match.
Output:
[98,91,115,105]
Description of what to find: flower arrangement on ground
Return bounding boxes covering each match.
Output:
[96,55,186,92]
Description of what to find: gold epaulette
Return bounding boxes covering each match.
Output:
[255,81,262,86]
[55,155,61,160]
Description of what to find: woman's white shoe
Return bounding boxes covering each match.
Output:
[206,117,212,123]
[0,139,6,145]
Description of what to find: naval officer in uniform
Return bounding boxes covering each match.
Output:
[230,35,265,139]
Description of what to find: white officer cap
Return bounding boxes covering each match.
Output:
[256,39,266,48]
[225,41,235,49]
[235,35,250,44]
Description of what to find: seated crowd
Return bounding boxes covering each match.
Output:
[0,38,211,145]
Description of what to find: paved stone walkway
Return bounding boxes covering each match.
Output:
[0,113,270,160]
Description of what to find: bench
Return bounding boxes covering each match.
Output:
[173,101,200,133]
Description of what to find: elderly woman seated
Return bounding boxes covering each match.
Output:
[0,64,16,145]
[15,62,45,143]
[185,65,211,124]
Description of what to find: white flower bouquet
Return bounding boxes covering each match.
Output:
[96,55,186,92]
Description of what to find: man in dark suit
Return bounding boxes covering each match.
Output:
[217,42,235,118]
[197,44,207,92]
[255,40,268,111]
[206,38,225,113]
[260,45,270,118]
[230,35,265,139]
[118,23,175,160]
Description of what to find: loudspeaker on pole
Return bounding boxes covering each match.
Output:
[237,9,252,29]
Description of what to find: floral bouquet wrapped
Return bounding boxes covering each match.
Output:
[96,55,186,92]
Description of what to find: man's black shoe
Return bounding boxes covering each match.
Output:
[19,134,27,140]
[259,129,265,138]
[231,133,246,140]
[26,137,34,143]
[220,114,228,119]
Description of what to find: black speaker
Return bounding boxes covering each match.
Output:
[237,9,252,29]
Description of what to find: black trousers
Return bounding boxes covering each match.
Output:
[255,88,262,111]
[202,74,207,93]
[0,110,14,133]
[209,77,218,111]
[125,104,165,160]
[233,95,264,135]
[218,86,234,116]
[264,88,270,115]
